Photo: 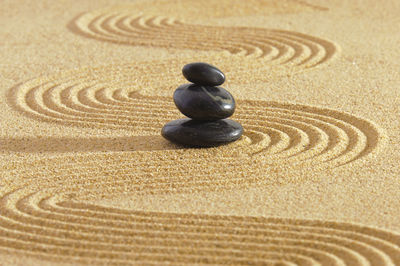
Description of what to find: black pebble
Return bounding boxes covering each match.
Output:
[173,84,235,121]
[182,62,225,86]
[161,118,243,147]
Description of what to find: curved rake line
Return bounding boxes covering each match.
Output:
[70,12,338,68]
[0,189,397,264]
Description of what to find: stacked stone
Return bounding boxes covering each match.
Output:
[162,62,243,147]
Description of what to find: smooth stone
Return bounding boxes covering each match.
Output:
[161,118,243,147]
[173,84,235,121]
[182,62,225,86]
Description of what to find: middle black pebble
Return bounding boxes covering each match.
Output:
[162,62,243,147]
[173,83,235,121]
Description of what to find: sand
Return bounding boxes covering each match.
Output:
[0,0,400,264]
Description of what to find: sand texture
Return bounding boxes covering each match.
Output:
[1,0,400,265]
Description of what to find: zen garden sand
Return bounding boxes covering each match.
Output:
[0,0,400,264]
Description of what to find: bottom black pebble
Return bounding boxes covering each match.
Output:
[161,118,243,147]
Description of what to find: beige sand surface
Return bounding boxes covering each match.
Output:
[1,0,400,264]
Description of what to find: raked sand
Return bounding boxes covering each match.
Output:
[1,0,400,264]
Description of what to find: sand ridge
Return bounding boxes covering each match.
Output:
[71,9,338,69]
[9,63,384,168]
[0,189,399,265]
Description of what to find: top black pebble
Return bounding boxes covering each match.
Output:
[182,62,225,86]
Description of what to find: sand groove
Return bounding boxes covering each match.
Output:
[0,188,398,265]
[9,64,384,168]
[71,10,337,69]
